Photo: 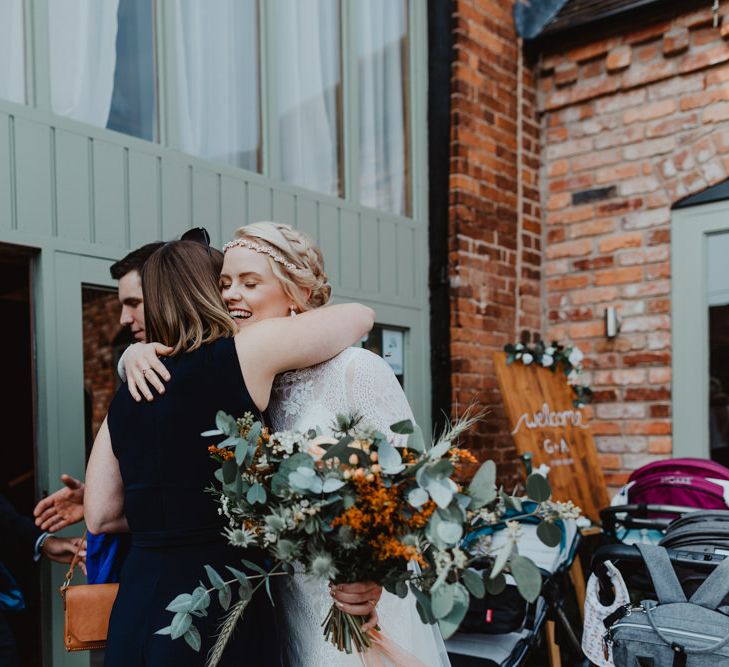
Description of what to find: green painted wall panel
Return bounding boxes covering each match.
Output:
[14,117,53,237]
[272,190,296,226]
[248,182,272,222]
[220,175,247,240]
[192,167,219,242]
[339,209,360,290]
[0,113,12,230]
[128,151,161,246]
[360,213,379,294]
[379,218,397,297]
[396,224,415,299]
[318,202,340,286]
[296,195,319,243]
[161,157,191,239]
[55,129,91,242]
[92,140,127,248]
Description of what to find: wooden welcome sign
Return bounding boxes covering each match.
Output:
[493,352,609,523]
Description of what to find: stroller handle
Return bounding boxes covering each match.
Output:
[600,504,699,536]
[591,543,727,605]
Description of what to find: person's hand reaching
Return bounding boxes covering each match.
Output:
[33,474,85,532]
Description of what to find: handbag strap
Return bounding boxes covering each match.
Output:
[62,530,88,588]
[689,554,729,610]
[636,543,687,604]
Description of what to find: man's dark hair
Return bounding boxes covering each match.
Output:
[109,242,165,280]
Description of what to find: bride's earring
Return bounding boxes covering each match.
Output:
[289,305,297,317]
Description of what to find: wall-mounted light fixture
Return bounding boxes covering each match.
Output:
[605,306,620,339]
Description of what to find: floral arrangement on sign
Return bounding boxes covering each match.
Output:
[504,337,593,407]
[156,411,580,666]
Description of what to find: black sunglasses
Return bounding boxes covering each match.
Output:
[181,227,212,256]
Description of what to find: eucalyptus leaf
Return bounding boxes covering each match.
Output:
[408,424,426,452]
[490,540,513,578]
[226,566,249,587]
[390,419,414,434]
[154,625,173,636]
[526,473,551,503]
[183,625,201,652]
[468,460,497,507]
[218,584,232,611]
[205,565,225,590]
[170,612,192,640]
[409,583,435,624]
[485,572,507,595]
[246,483,267,505]
[437,583,469,639]
[214,469,224,483]
[395,579,409,599]
[322,477,345,493]
[536,521,562,547]
[428,438,451,460]
[431,583,455,619]
[246,422,262,445]
[215,411,237,436]
[426,477,456,509]
[462,569,485,599]
[240,558,267,578]
[378,441,405,474]
[165,593,193,613]
[239,582,253,603]
[510,554,542,603]
[222,458,238,485]
[408,487,429,508]
[436,520,463,546]
[190,586,210,612]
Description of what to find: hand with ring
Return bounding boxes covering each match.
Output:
[122,342,174,402]
[330,581,382,632]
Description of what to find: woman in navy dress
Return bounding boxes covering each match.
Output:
[84,240,374,666]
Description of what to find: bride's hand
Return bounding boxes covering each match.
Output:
[124,342,173,402]
[330,581,383,628]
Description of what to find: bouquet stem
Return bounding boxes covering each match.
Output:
[322,603,374,655]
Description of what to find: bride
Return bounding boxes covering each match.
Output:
[125,222,451,667]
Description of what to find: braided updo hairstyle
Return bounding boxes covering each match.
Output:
[231,222,332,312]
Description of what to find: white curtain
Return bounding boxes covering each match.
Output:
[0,0,25,103]
[175,0,260,171]
[48,0,119,126]
[275,0,340,196]
[358,0,408,216]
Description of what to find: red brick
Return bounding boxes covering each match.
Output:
[570,219,617,238]
[624,99,677,124]
[595,266,644,286]
[546,238,593,259]
[625,421,672,435]
[663,27,689,56]
[554,61,578,86]
[607,45,632,72]
[599,233,643,253]
[648,437,672,454]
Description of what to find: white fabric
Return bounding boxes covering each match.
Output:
[274,0,340,196]
[357,0,407,215]
[0,0,24,103]
[175,0,259,171]
[48,0,118,125]
[268,347,450,666]
[582,561,629,667]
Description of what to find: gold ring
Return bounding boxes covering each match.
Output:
[142,368,151,375]
[368,599,376,607]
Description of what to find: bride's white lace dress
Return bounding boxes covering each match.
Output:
[268,347,451,667]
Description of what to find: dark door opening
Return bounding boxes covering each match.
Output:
[0,244,41,667]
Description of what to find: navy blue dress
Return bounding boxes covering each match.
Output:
[105,337,281,666]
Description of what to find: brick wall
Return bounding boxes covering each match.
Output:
[538,6,729,489]
[448,0,541,479]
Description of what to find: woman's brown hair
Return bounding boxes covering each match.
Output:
[141,240,236,354]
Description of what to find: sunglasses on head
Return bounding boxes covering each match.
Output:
[181,227,212,256]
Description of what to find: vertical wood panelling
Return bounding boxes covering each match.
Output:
[220,175,247,240]
[248,183,272,222]
[360,213,379,293]
[379,219,397,297]
[161,157,191,239]
[92,141,126,248]
[14,117,52,237]
[318,203,340,286]
[396,225,415,299]
[0,114,12,230]
[272,190,296,226]
[339,209,360,290]
[296,195,319,242]
[128,152,160,247]
[55,130,90,242]
[192,168,219,239]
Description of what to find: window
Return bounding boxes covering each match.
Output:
[48,0,157,140]
[174,0,261,172]
[0,0,25,104]
[274,0,342,196]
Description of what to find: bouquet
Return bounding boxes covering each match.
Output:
[157,411,580,665]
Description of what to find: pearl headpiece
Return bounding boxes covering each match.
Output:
[223,238,299,272]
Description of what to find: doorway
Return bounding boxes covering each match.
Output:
[0,244,42,667]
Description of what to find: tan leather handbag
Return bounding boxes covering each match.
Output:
[59,532,119,651]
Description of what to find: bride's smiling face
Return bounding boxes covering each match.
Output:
[220,246,291,328]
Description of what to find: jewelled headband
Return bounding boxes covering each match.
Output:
[222,238,299,272]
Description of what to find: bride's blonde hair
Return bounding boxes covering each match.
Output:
[229,222,332,312]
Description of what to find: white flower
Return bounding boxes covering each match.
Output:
[545,346,555,355]
[434,549,453,576]
[311,553,338,580]
[224,526,257,548]
[515,343,524,351]
[541,354,554,367]
[522,353,533,365]
[567,370,579,385]
[505,520,523,540]
[568,346,584,366]
[452,548,468,569]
